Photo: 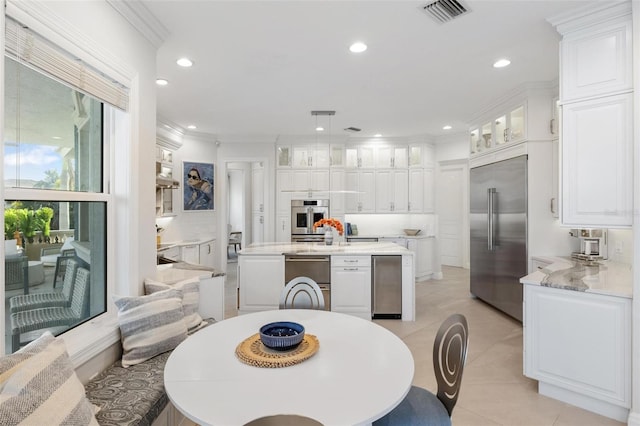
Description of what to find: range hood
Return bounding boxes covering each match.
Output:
[156,176,180,188]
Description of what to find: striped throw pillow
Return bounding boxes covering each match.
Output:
[144,277,205,330]
[0,331,98,425]
[114,289,188,367]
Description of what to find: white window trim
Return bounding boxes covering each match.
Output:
[2,1,141,365]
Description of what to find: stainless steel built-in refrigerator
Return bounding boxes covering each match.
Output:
[372,255,402,319]
[470,155,527,322]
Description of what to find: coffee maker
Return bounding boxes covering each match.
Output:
[569,229,608,261]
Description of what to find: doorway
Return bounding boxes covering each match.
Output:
[436,160,469,268]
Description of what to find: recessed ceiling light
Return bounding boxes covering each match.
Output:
[316,127,324,132]
[349,42,367,53]
[187,125,197,130]
[374,133,382,137]
[493,58,511,68]
[443,125,452,130]
[52,136,61,140]
[176,57,193,67]
[156,79,169,86]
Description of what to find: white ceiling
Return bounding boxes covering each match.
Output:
[144,0,599,141]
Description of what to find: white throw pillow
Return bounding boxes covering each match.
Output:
[144,277,205,330]
[113,289,188,367]
[0,331,98,425]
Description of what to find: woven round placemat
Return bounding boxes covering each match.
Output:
[235,333,319,368]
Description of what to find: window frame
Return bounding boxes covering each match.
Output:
[1,3,139,365]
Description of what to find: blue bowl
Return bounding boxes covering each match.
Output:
[259,321,305,351]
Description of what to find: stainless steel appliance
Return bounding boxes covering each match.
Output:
[470,155,527,322]
[284,255,331,311]
[569,228,608,262]
[372,255,402,319]
[291,199,329,242]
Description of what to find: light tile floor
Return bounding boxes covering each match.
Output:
[207,264,626,426]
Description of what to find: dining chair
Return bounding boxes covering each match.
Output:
[10,266,91,352]
[228,231,242,253]
[373,313,469,426]
[280,276,325,310]
[5,255,29,294]
[9,259,79,313]
[244,414,322,425]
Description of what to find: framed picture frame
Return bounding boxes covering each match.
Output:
[183,161,214,211]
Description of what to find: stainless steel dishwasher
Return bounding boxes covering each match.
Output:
[372,255,402,319]
[284,255,331,311]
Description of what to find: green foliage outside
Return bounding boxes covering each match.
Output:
[4,202,55,242]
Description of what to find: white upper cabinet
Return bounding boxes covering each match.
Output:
[551,2,633,227]
[408,168,434,213]
[561,93,633,227]
[558,11,632,102]
[346,146,375,168]
[375,145,408,169]
[292,144,330,168]
[330,145,345,167]
[375,169,408,213]
[276,145,291,168]
[470,104,526,155]
[345,170,375,213]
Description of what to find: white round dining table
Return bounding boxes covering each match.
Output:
[164,309,414,426]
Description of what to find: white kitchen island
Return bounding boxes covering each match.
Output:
[520,258,632,422]
[237,242,415,321]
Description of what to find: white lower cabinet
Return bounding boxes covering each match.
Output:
[180,243,199,264]
[199,240,215,268]
[198,275,225,322]
[524,284,631,421]
[238,255,284,313]
[331,255,371,320]
[275,215,290,243]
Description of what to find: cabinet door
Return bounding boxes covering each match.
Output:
[375,170,393,212]
[181,244,199,264]
[238,255,284,312]
[524,285,631,407]
[561,93,632,227]
[276,215,290,243]
[277,170,293,215]
[252,167,264,214]
[359,171,376,212]
[276,145,291,167]
[560,17,632,101]
[331,264,371,318]
[330,169,346,214]
[310,170,330,192]
[422,168,434,213]
[252,213,264,244]
[345,171,359,212]
[312,145,330,168]
[408,169,424,212]
[292,145,310,167]
[199,241,215,268]
[330,145,344,167]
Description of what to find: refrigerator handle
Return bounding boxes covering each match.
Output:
[487,188,496,251]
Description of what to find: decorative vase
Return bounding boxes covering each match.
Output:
[324,227,334,246]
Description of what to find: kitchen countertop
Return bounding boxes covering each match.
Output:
[157,237,216,252]
[520,257,632,299]
[347,234,435,239]
[153,263,225,284]
[239,241,413,256]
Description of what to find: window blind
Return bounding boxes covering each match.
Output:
[5,17,129,111]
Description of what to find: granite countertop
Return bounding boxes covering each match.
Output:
[153,263,225,284]
[157,237,216,251]
[520,258,632,299]
[239,241,413,256]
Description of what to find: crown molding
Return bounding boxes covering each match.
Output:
[548,0,631,35]
[107,0,169,49]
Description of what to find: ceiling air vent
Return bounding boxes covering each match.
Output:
[422,0,468,23]
[344,127,361,132]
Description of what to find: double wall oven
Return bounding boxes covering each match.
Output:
[291,199,329,242]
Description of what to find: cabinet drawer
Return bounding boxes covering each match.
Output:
[332,256,371,267]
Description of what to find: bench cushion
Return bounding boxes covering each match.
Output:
[86,318,216,426]
[85,351,170,426]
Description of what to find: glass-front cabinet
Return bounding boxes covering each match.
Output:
[345,146,375,168]
[330,145,344,167]
[470,103,526,156]
[277,145,291,168]
[375,145,407,168]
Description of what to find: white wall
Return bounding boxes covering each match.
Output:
[160,132,218,243]
[434,133,469,162]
